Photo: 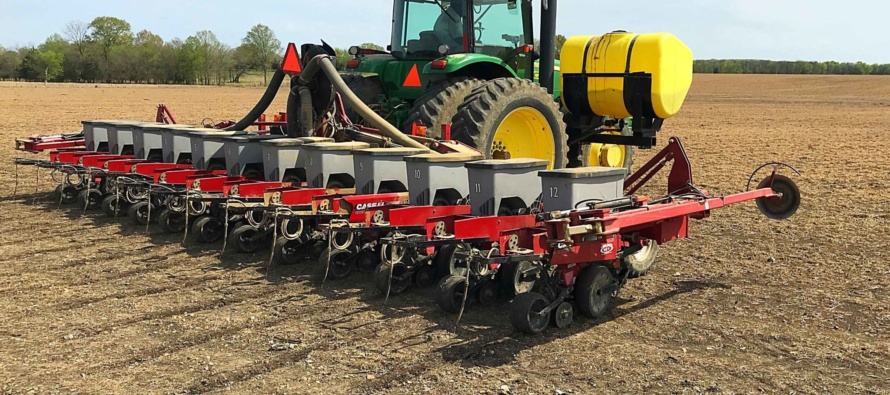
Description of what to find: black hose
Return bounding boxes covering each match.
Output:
[314,56,427,149]
[224,68,286,132]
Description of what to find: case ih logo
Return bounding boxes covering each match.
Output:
[355,201,386,211]
[600,244,614,254]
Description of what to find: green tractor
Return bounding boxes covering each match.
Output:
[294,0,643,170]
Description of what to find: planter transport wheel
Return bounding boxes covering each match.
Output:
[625,241,659,278]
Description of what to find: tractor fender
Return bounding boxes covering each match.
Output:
[423,54,518,82]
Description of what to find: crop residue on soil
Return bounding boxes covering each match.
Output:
[0,75,887,394]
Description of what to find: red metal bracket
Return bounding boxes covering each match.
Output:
[624,137,694,196]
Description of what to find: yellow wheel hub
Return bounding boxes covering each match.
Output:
[491,107,556,169]
[589,132,628,168]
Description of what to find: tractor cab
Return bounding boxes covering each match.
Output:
[391,0,533,66]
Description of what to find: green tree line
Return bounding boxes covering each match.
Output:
[0,17,284,84]
[694,59,890,75]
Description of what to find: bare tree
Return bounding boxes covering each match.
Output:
[242,24,281,85]
[63,20,89,55]
[63,20,90,80]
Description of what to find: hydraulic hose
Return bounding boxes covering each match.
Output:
[224,68,286,131]
[299,55,428,150]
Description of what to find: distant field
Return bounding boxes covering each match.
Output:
[0,74,887,394]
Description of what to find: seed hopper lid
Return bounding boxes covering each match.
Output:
[217,134,282,143]
[404,152,484,163]
[140,123,196,132]
[538,166,628,179]
[301,141,372,152]
[465,158,549,170]
[83,120,159,127]
[259,137,335,147]
[188,129,247,138]
[354,147,430,157]
[168,126,202,134]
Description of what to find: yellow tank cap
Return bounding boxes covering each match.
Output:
[560,32,693,120]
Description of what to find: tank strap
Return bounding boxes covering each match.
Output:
[625,35,640,74]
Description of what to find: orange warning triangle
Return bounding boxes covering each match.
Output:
[281,43,302,75]
[403,64,422,87]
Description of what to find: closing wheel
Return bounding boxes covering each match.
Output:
[413,264,438,288]
[229,225,263,254]
[355,249,379,273]
[274,236,305,266]
[76,188,103,210]
[403,77,485,137]
[451,78,568,170]
[308,239,327,260]
[509,292,550,335]
[101,194,127,217]
[127,201,153,226]
[436,275,468,314]
[316,247,355,281]
[575,265,615,319]
[550,302,574,329]
[374,263,412,296]
[191,216,223,244]
[756,174,801,220]
[157,208,186,234]
[59,185,79,205]
[624,241,659,278]
[477,281,498,307]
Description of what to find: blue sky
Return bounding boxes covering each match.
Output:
[1,0,887,63]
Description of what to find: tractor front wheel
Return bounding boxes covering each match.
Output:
[451,78,568,169]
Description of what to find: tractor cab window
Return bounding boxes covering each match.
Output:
[392,0,466,59]
[470,1,526,57]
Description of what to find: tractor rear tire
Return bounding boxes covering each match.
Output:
[403,77,485,138]
[340,73,385,126]
[451,78,568,169]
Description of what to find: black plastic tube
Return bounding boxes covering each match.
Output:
[224,68,286,131]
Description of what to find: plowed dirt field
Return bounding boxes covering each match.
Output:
[0,75,887,394]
